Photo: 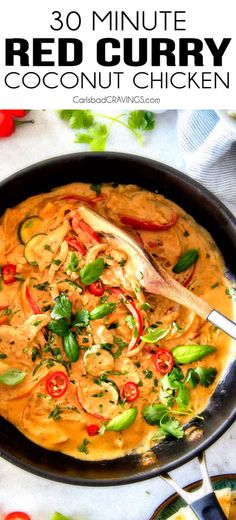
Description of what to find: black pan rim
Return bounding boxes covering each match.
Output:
[0,150,235,486]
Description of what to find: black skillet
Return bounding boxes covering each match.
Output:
[0,153,235,506]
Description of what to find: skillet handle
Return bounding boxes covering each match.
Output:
[207,309,236,340]
[191,492,227,520]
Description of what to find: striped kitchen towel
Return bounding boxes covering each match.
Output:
[177,110,236,211]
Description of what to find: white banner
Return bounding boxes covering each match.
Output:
[0,0,235,109]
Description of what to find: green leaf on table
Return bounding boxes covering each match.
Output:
[128,111,155,131]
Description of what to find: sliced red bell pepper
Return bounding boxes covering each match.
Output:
[182,262,196,288]
[0,315,9,325]
[72,214,100,243]
[65,236,86,255]
[109,287,143,351]
[25,287,41,314]
[119,212,178,231]
[58,194,105,205]
[2,264,16,284]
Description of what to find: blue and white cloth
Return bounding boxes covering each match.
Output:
[177,110,236,210]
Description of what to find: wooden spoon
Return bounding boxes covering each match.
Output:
[79,206,236,340]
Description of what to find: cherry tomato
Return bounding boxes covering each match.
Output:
[88,279,105,297]
[46,371,68,398]
[86,424,100,436]
[65,236,86,255]
[121,382,140,402]
[0,113,15,137]
[5,513,31,520]
[153,349,174,375]
[2,264,16,284]
[1,109,26,118]
[25,287,41,314]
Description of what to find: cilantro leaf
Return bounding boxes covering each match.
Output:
[159,415,184,439]
[186,367,217,388]
[226,287,236,299]
[51,293,72,321]
[48,319,70,337]
[128,111,155,131]
[75,123,108,152]
[67,252,79,272]
[113,336,127,358]
[78,438,90,454]
[176,384,190,409]
[72,309,90,328]
[69,110,94,129]
[58,109,74,121]
[142,404,168,425]
[90,183,101,196]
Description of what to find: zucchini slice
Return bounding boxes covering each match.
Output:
[83,345,114,377]
[24,233,47,266]
[18,216,42,244]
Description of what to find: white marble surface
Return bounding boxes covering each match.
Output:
[0,110,235,520]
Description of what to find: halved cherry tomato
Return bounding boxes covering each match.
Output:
[153,349,174,375]
[0,305,8,311]
[46,371,68,398]
[65,236,86,255]
[88,279,105,297]
[25,287,41,314]
[120,213,178,231]
[86,424,100,436]
[121,382,139,402]
[5,513,31,520]
[2,264,17,284]
[72,215,100,243]
[109,287,143,351]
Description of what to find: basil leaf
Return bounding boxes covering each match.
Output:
[141,326,170,343]
[48,319,70,337]
[63,332,79,362]
[142,404,168,425]
[67,252,79,272]
[106,407,137,431]
[173,249,199,274]
[89,302,116,320]
[90,183,101,196]
[80,258,104,285]
[0,368,26,386]
[172,344,216,364]
[51,293,72,321]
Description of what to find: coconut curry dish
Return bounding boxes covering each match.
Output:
[0,182,233,461]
